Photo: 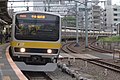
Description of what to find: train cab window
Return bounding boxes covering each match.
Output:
[15,13,60,41]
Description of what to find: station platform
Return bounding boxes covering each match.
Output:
[0,44,27,80]
[0,44,18,80]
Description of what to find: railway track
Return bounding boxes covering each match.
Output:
[87,59,120,73]
[61,42,77,53]
[61,39,96,54]
[88,43,113,53]
[23,71,52,80]
[61,40,120,73]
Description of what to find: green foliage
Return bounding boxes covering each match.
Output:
[99,36,120,42]
[62,16,75,20]
[62,16,76,27]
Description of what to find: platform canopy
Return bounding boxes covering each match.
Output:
[0,0,12,24]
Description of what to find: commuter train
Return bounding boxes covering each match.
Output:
[9,11,61,71]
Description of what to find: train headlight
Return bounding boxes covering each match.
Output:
[20,48,26,53]
[47,49,52,54]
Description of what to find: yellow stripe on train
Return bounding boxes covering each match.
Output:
[11,41,61,49]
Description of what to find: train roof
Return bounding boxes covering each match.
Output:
[14,11,61,17]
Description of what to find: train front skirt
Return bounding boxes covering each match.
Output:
[15,61,57,72]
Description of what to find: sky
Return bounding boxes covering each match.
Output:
[112,0,120,5]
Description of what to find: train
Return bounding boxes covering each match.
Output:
[9,11,61,71]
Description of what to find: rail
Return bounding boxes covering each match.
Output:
[87,59,120,73]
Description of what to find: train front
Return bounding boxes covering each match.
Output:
[10,12,61,71]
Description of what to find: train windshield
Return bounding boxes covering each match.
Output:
[15,13,60,41]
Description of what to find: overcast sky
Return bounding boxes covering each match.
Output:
[112,0,120,5]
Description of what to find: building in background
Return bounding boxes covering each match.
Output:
[104,0,120,32]
[88,5,103,31]
[32,0,75,15]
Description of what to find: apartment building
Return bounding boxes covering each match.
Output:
[88,4,105,31]
[104,3,120,31]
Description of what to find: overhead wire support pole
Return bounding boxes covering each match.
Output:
[75,1,80,47]
[85,0,88,48]
[74,0,88,47]
[84,0,105,48]
[47,0,51,12]
[65,15,67,43]
[26,0,29,11]
[43,1,47,11]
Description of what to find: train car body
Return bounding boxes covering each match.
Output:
[9,11,61,71]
